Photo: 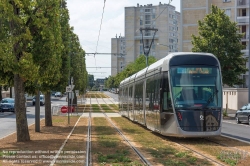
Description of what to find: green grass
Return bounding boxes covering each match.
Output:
[93,118,142,165]
[193,139,240,166]
[217,150,242,166]
[109,104,119,109]
[111,117,213,166]
[97,150,131,163]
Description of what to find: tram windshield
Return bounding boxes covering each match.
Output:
[170,66,222,109]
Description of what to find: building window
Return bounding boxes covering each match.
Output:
[145,9,151,13]
[225,9,231,17]
[145,20,151,25]
[223,0,231,2]
[145,31,151,36]
[145,15,151,20]
[140,19,143,25]
[169,38,175,43]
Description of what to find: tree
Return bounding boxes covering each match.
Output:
[88,75,95,89]
[191,5,247,86]
[0,0,64,141]
[0,0,39,142]
[107,55,157,88]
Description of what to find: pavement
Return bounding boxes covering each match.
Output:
[225,109,236,118]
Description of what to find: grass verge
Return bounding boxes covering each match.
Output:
[91,118,143,165]
[111,117,215,166]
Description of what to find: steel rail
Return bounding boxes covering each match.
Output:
[85,96,92,166]
[98,94,152,166]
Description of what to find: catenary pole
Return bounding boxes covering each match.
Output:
[248,1,250,103]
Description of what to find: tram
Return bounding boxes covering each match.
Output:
[119,52,223,137]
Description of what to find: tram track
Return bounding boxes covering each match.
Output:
[85,109,92,166]
[87,92,244,166]
[166,137,226,166]
[98,92,226,165]
[204,137,250,162]
[93,93,152,166]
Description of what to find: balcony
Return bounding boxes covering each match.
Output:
[241,34,249,41]
[237,16,249,24]
[134,35,159,40]
[237,0,249,6]
[241,49,249,56]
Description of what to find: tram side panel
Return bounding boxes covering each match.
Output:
[145,75,161,131]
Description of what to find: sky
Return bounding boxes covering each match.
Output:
[67,0,180,79]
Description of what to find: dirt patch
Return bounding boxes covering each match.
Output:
[0,116,85,166]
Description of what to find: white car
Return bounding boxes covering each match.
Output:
[55,92,62,97]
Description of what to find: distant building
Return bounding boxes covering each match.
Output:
[111,2,180,76]
[111,35,126,76]
[95,78,106,88]
[181,0,249,87]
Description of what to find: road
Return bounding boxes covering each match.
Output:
[0,96,65,139]
[1,92,250,144]
[222,120,250,143]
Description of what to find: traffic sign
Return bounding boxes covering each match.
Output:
[66,86,72,92]
[61,106,68,113]
[66,85,75,92]
[75,90,79,96]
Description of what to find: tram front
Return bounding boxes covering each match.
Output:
[169,54,222,136]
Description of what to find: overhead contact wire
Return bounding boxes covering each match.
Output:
[94,0,106,58]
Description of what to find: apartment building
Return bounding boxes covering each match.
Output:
[181,0,249,87]
[111,2,180,76]
[111,35,126,76]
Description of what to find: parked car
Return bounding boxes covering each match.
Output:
[0,98,15,113]
[25,93,34,101]
[235,103,250,125]
[55,92,62,97]
[51,91,56,96]
[32,95,45,106]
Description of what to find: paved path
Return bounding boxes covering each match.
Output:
[85,98,118,105]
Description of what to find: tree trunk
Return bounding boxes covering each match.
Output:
[0,86,2,101]
[45,92,52,126]
[14,74,30,142]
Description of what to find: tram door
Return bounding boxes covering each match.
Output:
[145,74,161,131]
[160,72,174,132]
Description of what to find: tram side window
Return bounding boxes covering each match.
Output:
[128,86,133,111]
[134,81,143,111]
[146,78,153,110]
[153,74,161,110]
[119,87,123,111]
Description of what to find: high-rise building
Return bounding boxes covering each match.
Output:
[111,2,180,76]
[111,35,126,76]
[181,0,249,87]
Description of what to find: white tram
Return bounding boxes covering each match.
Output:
[119,52,223,137]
